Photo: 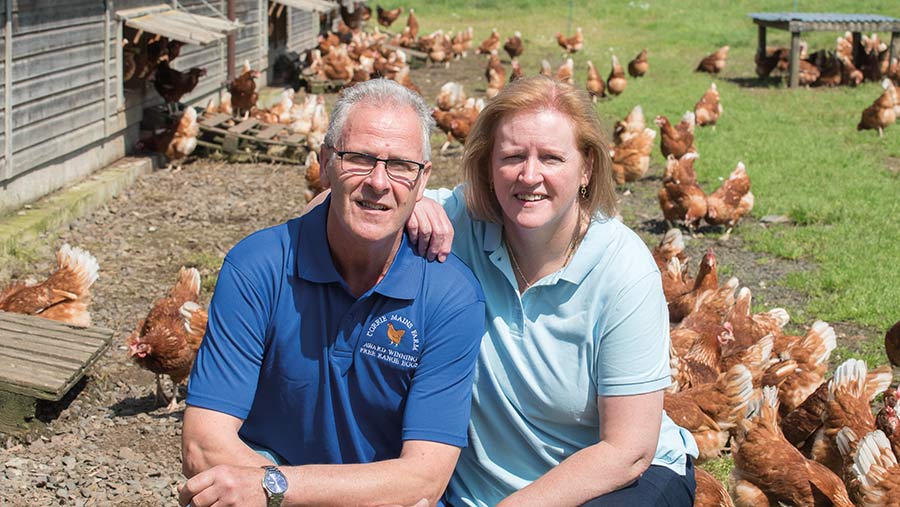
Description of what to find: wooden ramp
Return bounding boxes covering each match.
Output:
[0,311,113,432]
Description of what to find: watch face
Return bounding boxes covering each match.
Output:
[264,469,288,494]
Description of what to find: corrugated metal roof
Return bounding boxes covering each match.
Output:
[749,12,900,24]
[272,0,338,12]
[116,4,241,46]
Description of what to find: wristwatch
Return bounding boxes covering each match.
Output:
[261,465,288,507]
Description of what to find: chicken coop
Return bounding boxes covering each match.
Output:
[0,0,331,216]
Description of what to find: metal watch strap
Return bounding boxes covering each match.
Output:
[261,465,285,507]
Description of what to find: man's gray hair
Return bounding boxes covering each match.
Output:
[324,78,436,162]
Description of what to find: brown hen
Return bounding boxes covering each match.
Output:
[606,55,627,96]
[475,28,501,56]
[127,267,203,413]
[655,112,696,159]
[694,82,723,127]
[696,45,729,74]
[811,359,879,475]
[376,5,402,27]
[731,386,854,507]
[555,27,583,53]
[627,49,648,78]
[885,320,900,371]
[665,364,754,461]
[585,60,605,102]
[704,162,754,237]
[503,31,523,60]
[847,429,900,506]
[858,79,898,137]
[694,466,734,507]
[0,244,99,327]
[229,60,260,115]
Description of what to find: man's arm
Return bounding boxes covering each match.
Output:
[179,438,459,507]
[497,391,664,506]
[181,406,272,478]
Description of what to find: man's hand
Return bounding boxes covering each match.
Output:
[178,464,267,507]
[408,197,453,262]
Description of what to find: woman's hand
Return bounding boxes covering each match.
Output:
[408,197,454,262]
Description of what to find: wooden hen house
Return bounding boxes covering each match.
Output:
[0,0,332,215]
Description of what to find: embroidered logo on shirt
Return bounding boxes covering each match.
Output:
[359,313,420,369]
[387,323,405,346]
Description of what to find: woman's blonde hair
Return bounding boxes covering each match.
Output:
[463,75,616,223]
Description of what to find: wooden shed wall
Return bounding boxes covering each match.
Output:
[287,6,317,54]
[0,0,321,190]
[1,0,119,182]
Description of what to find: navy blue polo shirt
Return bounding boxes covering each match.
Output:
[187,197,485,466]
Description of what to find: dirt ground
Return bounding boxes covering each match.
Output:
[0,47,879,506]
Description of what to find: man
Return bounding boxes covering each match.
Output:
[179,79,485,507]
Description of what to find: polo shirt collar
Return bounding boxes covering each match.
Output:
[296,195,423,300]
[482,215,608,288]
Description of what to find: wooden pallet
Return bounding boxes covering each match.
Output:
[197,112,309,164]
[305,77,348,94]
[0,311,113,433]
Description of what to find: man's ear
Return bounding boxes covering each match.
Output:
[320,144,332,189]
[415,161,432,201]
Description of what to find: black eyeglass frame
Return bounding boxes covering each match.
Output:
[333,149,428,186]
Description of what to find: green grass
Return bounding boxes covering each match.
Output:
[401,0,900,333]
[700,454,735,484]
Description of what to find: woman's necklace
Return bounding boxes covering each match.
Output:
[506,218,583,291]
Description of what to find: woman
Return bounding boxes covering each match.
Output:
[409,76,698,506]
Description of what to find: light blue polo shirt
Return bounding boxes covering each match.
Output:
[426,187,698,507]
[187,196,485,471]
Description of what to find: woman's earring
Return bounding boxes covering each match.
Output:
[490,180,494,193]
[580,185,587,199]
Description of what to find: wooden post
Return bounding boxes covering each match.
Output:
[3,0,12,182]
[116,18,124,111]
[757,24,767,63]
[104,0,111,137]
[890,31,899,68]
[0,389,37,433]
[789,31,801,88]
[852,31,863,68]
[227,0,235,82]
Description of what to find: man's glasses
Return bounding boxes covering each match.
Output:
[334,150,426,186]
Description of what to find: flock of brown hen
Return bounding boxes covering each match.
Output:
[653,227,900,505]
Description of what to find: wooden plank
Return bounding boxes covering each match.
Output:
[0,312,114,341]
[11,41,106,84]
[0,312,113,401]
[7,111,125,181]
[0,332,104,364]
[256,124,283,140]
[0,352,75,385]
[283,133,306,145]
[12,60,113,106]
[12,0,104,36]
[201,123,296,147]
[228,118,259,134]
[12,101,105,155]
[0,320,112,347]
[13,81,106,128]
[200,112,233,127]
[0,390,38,432]
[0,346,89,371]
[11,21,104,59]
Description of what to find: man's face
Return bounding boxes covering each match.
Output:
[321,102,431,247]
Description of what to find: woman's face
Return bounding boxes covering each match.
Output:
[490,108,589,235]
